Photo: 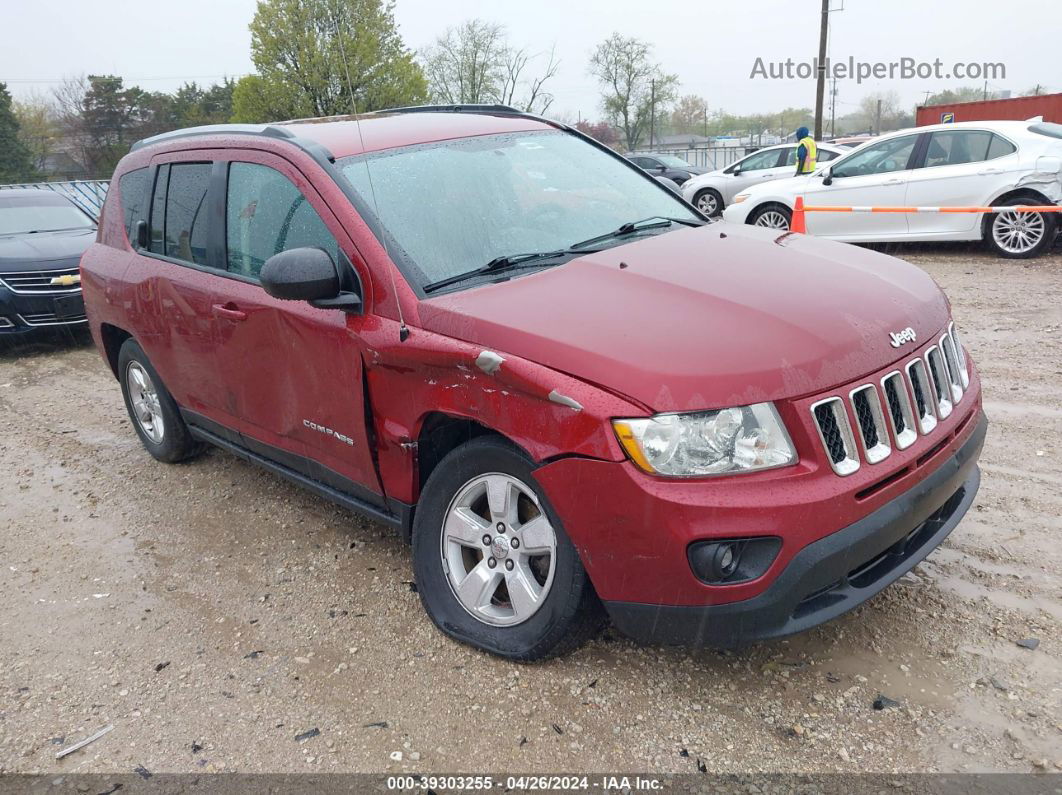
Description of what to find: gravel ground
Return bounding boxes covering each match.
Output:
[0,244,1060,777]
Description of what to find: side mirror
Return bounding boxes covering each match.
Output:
[261,247,361,311]
[731,167,741,176]
[822,168,834,186]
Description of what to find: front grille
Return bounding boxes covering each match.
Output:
[812,328,968,476]
[850,385,890,463]
[925,347,952,419]
[0,267,82,294]
[882,371,917,450]
[18,311,88,327]
[852,390,878,448]
[814,403,847,464]
[884,378,905,432]
[811,398,860,476]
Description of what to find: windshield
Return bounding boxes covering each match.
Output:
[0,193,96,236]
[338,130,698,289]
[655,155,692,168]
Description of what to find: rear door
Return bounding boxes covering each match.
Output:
[209,153,384,502]
[135,155,227,415]
[905,130,1019,236]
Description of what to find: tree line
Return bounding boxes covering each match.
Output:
[1,0,1047,183]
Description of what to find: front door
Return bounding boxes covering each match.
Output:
[210,155,383,502]
[722,148,787,202]
[802,133,921,240]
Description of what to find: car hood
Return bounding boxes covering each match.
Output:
[0,228,96,270]
[418,224,950,413]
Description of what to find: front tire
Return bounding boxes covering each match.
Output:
[983,197,1057,258]
[694,188,724,217]
[412,436,601,660]
[118,339,203,463]
[749,203,792,230]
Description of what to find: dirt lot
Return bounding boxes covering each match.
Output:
[1,245,1060,778]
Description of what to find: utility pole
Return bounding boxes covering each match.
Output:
[703,107,708,138]
[829,77,837,137]
[649,79,656,148]
[983,80,988,101]
[813,0,829,139]
[874,98,882,135]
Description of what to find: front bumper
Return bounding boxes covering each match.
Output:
[0,284,86,334]
[603,413,986,647]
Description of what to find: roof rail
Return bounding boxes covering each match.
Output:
[381,103,523,115]
[130,123,301,152]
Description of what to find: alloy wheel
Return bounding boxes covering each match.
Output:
[992,211,1045,255]
[440,472,557,627]
[126,361,165,444]
[754,209,790,230]
[697,192,719,215]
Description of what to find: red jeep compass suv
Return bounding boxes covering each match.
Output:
[81,105,985,660]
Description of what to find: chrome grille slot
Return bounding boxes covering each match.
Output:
[850,385,891,463]
[881,371,917,450]
[948,322,969,388]
[18,311,88,327]
[925,346,953,419]
[940,333,964,402]
[905,359,937,434]
[811,397,860,476]
[0,267,82,294]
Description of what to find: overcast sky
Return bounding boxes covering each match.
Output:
[3,0,1060,120]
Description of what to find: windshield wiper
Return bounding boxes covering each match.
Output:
[423,249,574,293]
[569,215,703,250]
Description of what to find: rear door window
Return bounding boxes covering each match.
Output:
[164,164,212,266]
[225,162,338,279]
[118,167,150,244]
[986,134,1017,159]
[148,162,212,265]
[922,130,993,168]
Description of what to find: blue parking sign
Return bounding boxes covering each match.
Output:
[941,112,956,124]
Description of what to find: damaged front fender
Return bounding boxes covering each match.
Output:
[356,316,646,504]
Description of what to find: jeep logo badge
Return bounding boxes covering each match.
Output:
[889,327,917,348]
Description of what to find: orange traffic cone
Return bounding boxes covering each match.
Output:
[791,196,807,234]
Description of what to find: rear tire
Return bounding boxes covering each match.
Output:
[118,339,203,463]
[749,203,792,231]
[412,436,602,661]
[983,196,1057,259]
[694,188,724,217]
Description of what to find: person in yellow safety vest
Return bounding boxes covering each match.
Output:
[795,126,817,175]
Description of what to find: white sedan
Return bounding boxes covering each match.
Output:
[681,142,845,217]
[721,120,1062,258]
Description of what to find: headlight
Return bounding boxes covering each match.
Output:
[733,193,750,204]
[613,403,796,477]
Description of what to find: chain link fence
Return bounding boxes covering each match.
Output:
[0,181,110,220]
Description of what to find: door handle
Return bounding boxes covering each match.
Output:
[978,168,1003,176]
[882,178,905,186]
[212,303,247,322]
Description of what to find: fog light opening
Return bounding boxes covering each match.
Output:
[688,537,782,585]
